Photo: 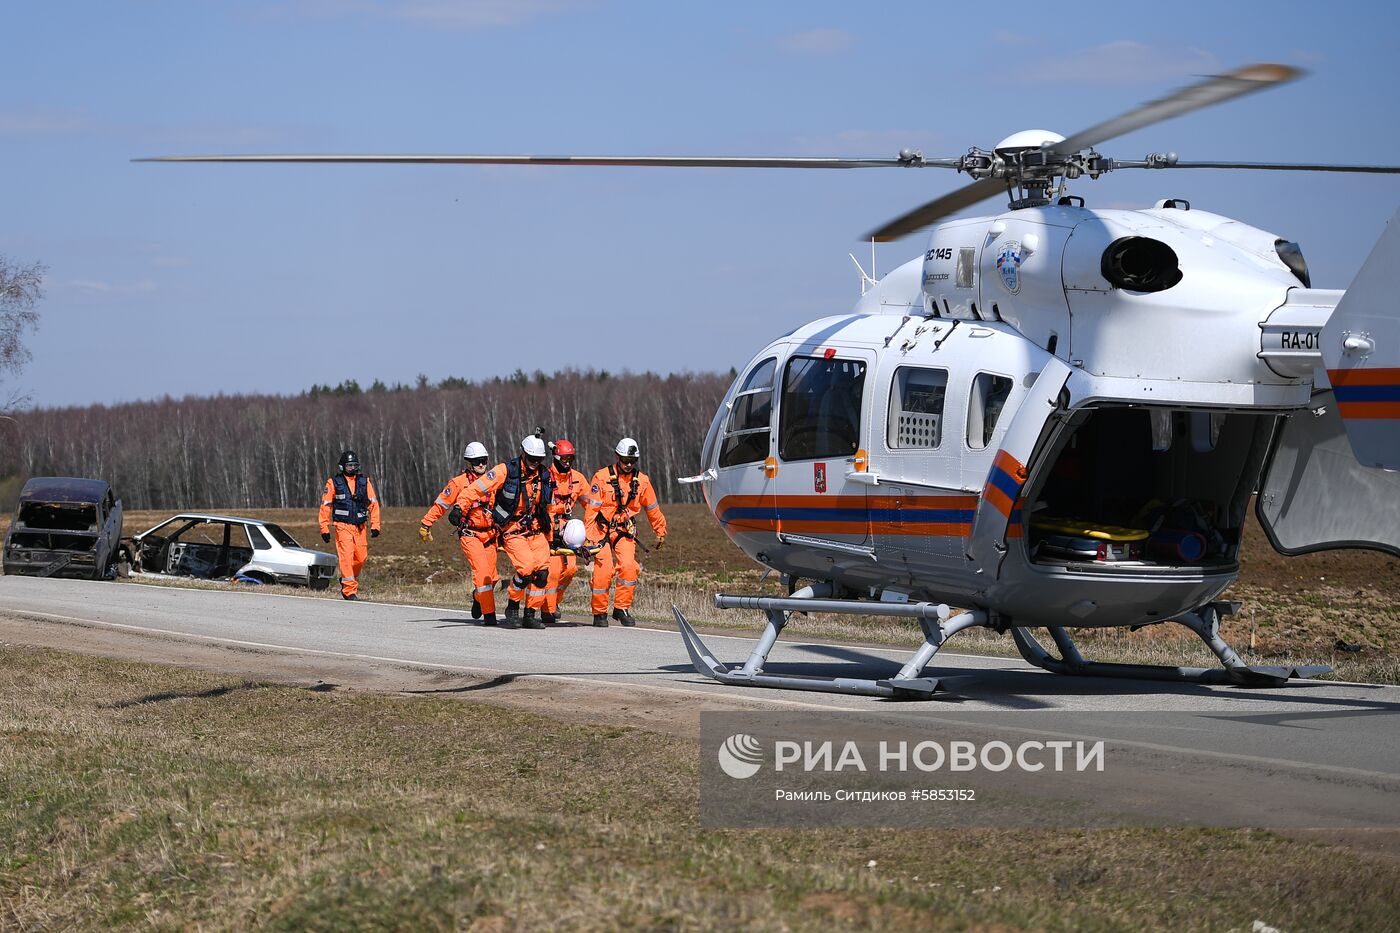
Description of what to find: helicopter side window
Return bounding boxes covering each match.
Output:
[719,357,777,467]
[888,367,947,448]
[779,355,866,461]
[967,372,1013,449]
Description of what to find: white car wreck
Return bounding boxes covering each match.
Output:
[121,513,338,590]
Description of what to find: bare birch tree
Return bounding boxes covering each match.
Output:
[0,256,45,412]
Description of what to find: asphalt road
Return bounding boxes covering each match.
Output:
[3,575,1398,834]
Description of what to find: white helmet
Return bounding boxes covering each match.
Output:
[463,441,488,460]
[562,518,587,549]
[521,435,548,458]
[615,437,640,458]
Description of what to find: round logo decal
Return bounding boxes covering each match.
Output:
[996,240,1024,294]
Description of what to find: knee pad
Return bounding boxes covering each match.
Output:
[510,574,526,588]
[531,568,549,587]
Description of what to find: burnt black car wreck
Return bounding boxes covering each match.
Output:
[3,477,123,580]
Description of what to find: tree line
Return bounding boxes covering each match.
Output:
[0,370,731,511]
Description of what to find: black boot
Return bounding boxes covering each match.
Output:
[521,608,544,630]
[501,601,521,629]
[612,608,636,627]
[541,611,557,624]
[593,613,609,627]
[482,613,498,627]
[471,597,482,620]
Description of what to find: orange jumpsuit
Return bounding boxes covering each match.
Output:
[584,465,667,614]
[421,472,498,616]
[544,463,590,616]
[456,461,552,611]
[318,474,381,598]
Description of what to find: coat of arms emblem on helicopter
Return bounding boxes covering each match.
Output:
[996,240,1024,293]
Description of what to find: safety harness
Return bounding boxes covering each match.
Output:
[492,458,554,533]
[596,465,640,541]
[331,474,372,525]
[549,466,581,541]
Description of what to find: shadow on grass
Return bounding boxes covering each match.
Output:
[103,680,273,709]
[105,680,340,708]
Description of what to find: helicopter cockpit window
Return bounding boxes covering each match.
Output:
[888,367,947,448]
[966,372,1013,449]
[719,357,777,468]
[779,355,866,461]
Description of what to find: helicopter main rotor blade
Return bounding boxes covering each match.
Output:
[1124,159,1400,173]
[1051,63,1301,156]
[135,153,960,169]
[865,177,1006,243]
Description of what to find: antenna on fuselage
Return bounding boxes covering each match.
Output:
[849,238,879,295]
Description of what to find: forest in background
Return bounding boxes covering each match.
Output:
[0,369,731,511]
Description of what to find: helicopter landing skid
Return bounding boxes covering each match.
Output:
[1009,603,1330,687]
[674,596,990,701]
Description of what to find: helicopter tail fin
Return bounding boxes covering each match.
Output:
[1322,206,1400,469]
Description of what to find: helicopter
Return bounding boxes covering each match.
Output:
[144,64,1400,699]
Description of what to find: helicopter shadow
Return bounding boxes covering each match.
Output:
[659,642,1400,713]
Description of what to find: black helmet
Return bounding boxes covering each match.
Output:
[339,450,360,473]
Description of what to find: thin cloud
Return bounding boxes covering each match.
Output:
[1013,41,1219,84]
[65,279,158,295]
[0,109,292,150]
[992,31,1038,47]
[0,109,87,139]
[255,0,586,29]
[775,28,856,56]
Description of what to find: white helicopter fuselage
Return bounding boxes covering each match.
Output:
[696,201,1385,629]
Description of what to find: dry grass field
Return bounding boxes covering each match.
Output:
[3,646,1398,931]
[10,502,1390,683]
[3,506,1399,928]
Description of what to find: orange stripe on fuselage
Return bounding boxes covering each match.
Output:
[867,494,979,510]
[868,522,973,536]
[1328,367,1400,386]
[992,449,1028,482]
[984,483,1015,517]
[1337,401,1400,419]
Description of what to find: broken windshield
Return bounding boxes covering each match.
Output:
[18,502,97,531]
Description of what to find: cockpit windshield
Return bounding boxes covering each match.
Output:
[778,355,866,461]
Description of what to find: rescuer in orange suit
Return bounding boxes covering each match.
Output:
[542,438,590,624]
[317,449,381,600]
[418,442,500,624]
[455,435,555,630]
[584,437,667,627]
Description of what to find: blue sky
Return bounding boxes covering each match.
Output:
[4,1,1398,407]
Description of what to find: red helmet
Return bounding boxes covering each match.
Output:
[553,439,576,457]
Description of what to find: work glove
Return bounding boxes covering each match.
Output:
[655,535,666,550]
[321,532,331,543]
[418,526,432,543]
[371,528,380,539]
